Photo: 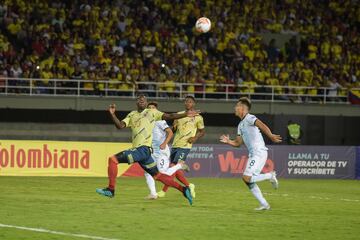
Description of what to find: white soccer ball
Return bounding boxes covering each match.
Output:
[195,17,211,33]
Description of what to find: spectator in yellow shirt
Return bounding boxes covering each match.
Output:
[241,76,257,95]
[331,39,342,60]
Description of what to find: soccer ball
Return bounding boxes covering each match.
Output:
[195,17,211,33]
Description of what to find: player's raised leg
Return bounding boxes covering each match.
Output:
[247,152,279,189]
[159,148,192,197]
[249,171,279,189]
[144,148,188,199]
[162,160,190,175]
[144,159,188,200]
[140,156,193,205]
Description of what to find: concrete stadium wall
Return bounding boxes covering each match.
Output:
[1,114,360,145]
[1,96,360,145]
[1,95,360,116]
[0,122,225,144]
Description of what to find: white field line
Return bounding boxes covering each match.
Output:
[0,223,120,240]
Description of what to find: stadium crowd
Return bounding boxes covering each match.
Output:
[0,0,359,99]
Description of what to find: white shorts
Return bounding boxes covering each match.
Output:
[243,149,268,177]
[152,147,170,173]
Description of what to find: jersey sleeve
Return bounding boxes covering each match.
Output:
[159,120,170,131]
[151,109,164,121]
[121,112,132,128]
[237,124,241,135]
[196,116,205,129]
[246,114,257,126]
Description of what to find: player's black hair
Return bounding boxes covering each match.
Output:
[238,97,251,110]
[147,101,158,108]
[184,95,196,102]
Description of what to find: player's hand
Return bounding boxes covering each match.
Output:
[109,104,116,114]
[186,109,200,117]
[188,137,196,143]
[160,143,166,150]
[270,134,282,143]
[219,134,230,144]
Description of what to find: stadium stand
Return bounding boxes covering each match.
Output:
[0,0,359,102]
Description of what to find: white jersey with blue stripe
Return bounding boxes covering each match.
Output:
[152,120,169,150]
[237,113,268,154]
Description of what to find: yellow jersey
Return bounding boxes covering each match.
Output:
[172,111,204,149]
[122,109,164,148]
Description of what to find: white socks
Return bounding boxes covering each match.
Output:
[144,172,157,196]
[162,163,182,176]
[250,184,269,207]
[246,173,271,207]
[250,173,272,183]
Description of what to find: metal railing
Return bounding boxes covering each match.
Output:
[0,77,358,104]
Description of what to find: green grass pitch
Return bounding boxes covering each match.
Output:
[0,177,359,240]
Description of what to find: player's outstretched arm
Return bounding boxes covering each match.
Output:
[255,119,282,143]
[162,110,201,121]
[109,104,126,129]
[219,135,243,147]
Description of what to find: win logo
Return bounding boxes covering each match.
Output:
[218,151,274,174]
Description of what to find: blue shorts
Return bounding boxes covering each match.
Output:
[170,148,191,164]
[114,146,158,176]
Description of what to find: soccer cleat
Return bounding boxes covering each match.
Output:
[157,190,166,198]
[254,205,271,211]
[96,188,115,198]
[189,183,196,198]
[270,171,279,189]
[183,186,193,205]
[144,194,158,200]
[179,160,190,172]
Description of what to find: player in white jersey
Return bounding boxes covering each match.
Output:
[144,102,189,200]
[220,97,282,210]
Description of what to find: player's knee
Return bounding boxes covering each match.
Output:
[118,152,130,163]
[108,156,118,164]
[244,181,255,189]
[151,170,160,179]
[242,176,255,189]
[242,175,251,183]
[109,152,129,164]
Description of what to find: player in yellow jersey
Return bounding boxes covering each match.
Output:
[158,96,205,198]
[96,95,199,205]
